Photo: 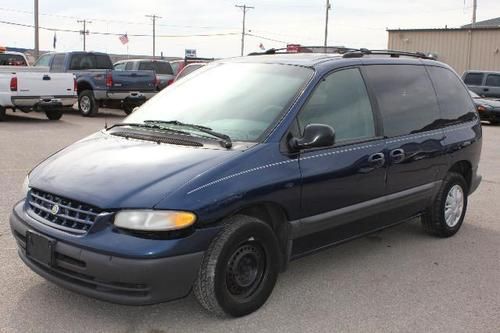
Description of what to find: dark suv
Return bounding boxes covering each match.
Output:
[10,50,482,317]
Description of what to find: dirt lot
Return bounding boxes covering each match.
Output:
[0,109,499,333]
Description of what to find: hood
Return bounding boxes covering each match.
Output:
[29,131,237,209]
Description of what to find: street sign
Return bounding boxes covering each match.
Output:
[185,49,197,58]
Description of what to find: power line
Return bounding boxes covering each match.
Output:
[235,4,254,56]
[0,19,239,38]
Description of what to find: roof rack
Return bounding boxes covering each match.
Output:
[248,45,357,56]
[342,49,435,60]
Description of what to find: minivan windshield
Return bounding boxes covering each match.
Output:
[125,62,313,142]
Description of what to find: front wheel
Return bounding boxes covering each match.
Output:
[422,172,468,237]
[193,215,281,317]
[45,109,63,120]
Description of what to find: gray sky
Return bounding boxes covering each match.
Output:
[0,0,498,58]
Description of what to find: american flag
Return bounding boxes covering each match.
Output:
[119,34,129,45]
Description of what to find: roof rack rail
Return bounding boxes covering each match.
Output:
[248,45,358,56]
[342,49,435,60]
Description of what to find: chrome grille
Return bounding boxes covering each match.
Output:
[28,189,101,234]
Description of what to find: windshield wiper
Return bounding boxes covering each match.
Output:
[144,120,232,148]
[105,122,191,136]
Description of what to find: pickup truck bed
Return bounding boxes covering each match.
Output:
[0,66,77,121]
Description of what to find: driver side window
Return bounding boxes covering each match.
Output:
[297,68,375,143]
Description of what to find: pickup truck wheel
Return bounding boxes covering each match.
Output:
[45,110,63,120]
[422,172,468,237]
[0,106,6,121]
[122,103,135,115]
[193,215,280,317]
[78,90,99,117]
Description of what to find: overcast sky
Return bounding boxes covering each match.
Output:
[0,0,498,58]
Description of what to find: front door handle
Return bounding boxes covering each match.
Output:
[483,88,489,92]
[43,75,51,81]
[368,152,385,168]
[390,148,405,164]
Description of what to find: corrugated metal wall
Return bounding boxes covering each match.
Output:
[388,29,500,75]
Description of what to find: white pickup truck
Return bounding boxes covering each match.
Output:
[0,51,77,121]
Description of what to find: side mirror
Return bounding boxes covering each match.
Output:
[289,124,335,151]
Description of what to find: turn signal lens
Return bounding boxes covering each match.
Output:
[114,210,196,231]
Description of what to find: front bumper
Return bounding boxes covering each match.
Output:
[9,201,216,305]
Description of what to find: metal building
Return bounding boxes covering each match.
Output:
[387,18,500,75]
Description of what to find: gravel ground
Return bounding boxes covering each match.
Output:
[0,109,499,333]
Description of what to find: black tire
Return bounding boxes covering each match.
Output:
[0,106,6,121]
[122,103,135,115]
[78,90,99,117]
[45,109,63,120]
[193,215,281,317]
[422,172,468,237]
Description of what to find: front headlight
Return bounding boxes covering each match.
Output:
[114,210,196,231]
[21,175,30,197]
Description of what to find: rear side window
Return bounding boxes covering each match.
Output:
[464,73,484,86]
[70,54,96,70]
[51,54,66,72]
[364,65,440,137]
[95,55,112,69]
[0,54,27,66]
[155,62,173,75]
[485,74,500,87]
[427,66,477,124]
[297,68,375,143]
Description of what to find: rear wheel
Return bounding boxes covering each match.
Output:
[0,106,6,121]
[422,172,468,237]
[193,215,281,317]
[45,109,63,120]
[78,90,99,117]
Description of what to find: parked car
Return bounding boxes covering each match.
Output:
[34,52,157,116]
[11,50,481,317]
[170,57,213,77]
[0,50,76,121]
[114,59,175,91]
[173,63,206,82]
[470,90,500,124]
[0,49,28,66]
[463,70,500,98]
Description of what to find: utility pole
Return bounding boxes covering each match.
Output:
[235,4,254,56]
[34,0,39,58]
[472,0,477,28]
[324,0,331,49]
[146,14,161,58]
[77,19,91,51]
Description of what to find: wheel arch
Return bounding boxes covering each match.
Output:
[448,160,472,191]
[77,80,93,94]
[234,202,291,272]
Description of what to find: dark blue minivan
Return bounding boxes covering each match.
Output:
[10,50,482,317]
